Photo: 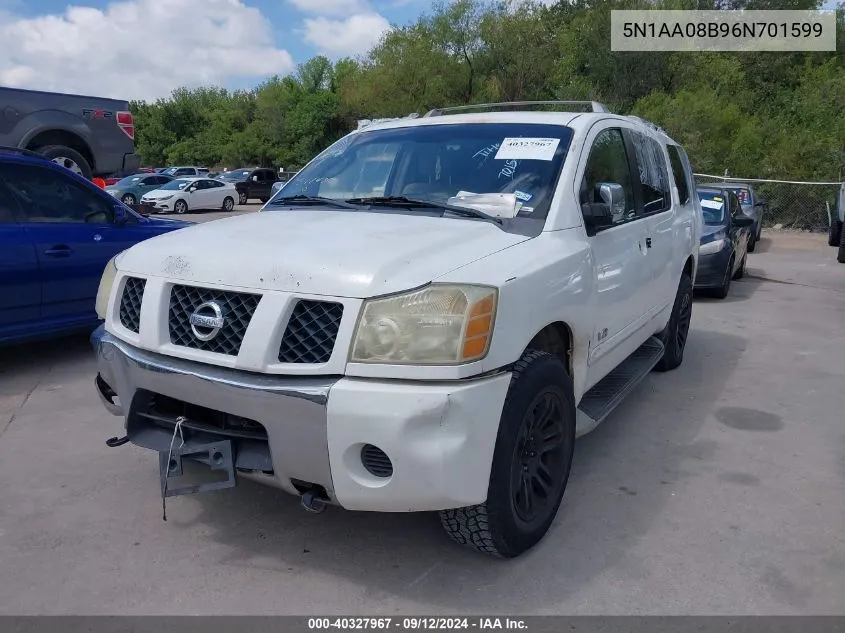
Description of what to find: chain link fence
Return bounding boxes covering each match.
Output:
[693,174,843,232]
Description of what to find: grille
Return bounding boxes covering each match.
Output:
[119,277,146,333]
[168,285,261,356]
[278,300,344,364]
[361,444,393,478]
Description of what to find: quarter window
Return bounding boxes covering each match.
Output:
[667,145,691,205]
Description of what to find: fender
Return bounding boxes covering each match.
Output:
[15,110,98,156]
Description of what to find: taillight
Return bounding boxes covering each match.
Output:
[117,111,134,140]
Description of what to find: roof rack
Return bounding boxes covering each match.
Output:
[422,101,610,117]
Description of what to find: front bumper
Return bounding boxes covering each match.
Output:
[140,199,171,213]
[694,247,732,288]
[92,326,511,512]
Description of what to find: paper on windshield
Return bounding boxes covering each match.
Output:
[700,199,724,210]
[448,191,523,219]
[495,138,560,161]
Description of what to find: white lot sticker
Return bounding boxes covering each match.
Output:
[701,199,724,210]
[495,138,560,161]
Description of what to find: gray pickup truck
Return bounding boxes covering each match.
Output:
[0,87,139,180]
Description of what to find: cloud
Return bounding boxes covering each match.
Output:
[289,0,370,16]
[303,12,391,56]
[0,0,295,101]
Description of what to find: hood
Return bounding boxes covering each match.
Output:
[118,208,531,298]
[701,224,727,240]
[142,188,186,199]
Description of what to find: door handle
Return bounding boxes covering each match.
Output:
[44,246,73,257]
[645,237,652,249]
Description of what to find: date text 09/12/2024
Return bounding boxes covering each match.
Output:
[307,618,528,631]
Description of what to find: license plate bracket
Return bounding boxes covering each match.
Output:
[159,440,236,498]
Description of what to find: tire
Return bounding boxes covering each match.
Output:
[653,270,693,372]
[173,199,188,215]
[732,253,746,280]
[238,191,248,205]
[439,350,575,558]
[712,256,733,299]
[122,193,136,205]
[747,235,756,253]
[829,220,842,247]
[34,145,93,180]
[222,196,234,211]
[838,221,845,264]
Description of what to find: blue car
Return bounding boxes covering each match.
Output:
[694,186,755,299]
[0,147,192,346]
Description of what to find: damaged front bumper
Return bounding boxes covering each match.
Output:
[91,325,512,512]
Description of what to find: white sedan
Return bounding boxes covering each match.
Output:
[140,177,237,214]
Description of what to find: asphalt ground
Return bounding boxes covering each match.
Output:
[0,227,843,615]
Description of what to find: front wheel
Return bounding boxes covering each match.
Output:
[121,193,136,205]
[747,234,756,253]
[713,256,734,299]
[733,253,747,280]
[828,220,842,247]
[238,191,248,205]
[654,270,693,372]
[173,199,188,215]
[838,221,845,264]
[222,196,234,211]
[439,350,575,558]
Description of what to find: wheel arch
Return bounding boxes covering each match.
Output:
[522,321,573,377]
[25,129,95,173]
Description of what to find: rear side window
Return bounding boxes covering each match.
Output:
[629,131,671,214]
[667,145,691,205]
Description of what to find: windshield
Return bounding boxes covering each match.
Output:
[727,187,751,206]
[158,178,192,191]
[218,170,252,180]
[269,123,574,219]
[114,175,145,187]
[698,190,726,224]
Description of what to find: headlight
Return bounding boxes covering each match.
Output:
[95,256,119,320]
[350,284,498,365]
[159,195,173,201]
[699,238,727,255]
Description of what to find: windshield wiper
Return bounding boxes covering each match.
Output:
[345,196,502,224]
[271,195,359,209]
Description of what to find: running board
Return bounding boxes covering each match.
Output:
[577,336,665,433]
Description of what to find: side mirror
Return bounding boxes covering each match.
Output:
[732,214,754,228]
[187,186,197,193]
[113,203,128,226]
[251,175,259,182]
[582,182,625,234]
[755,198,768,208]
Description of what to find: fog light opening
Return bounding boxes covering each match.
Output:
[360,444,393,478]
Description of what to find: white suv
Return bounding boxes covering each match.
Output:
[92,101,701,558]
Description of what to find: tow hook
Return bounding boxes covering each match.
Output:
[300,491,328,514]
[106,435,130,448]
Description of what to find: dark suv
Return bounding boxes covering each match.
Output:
[216,167,278,204]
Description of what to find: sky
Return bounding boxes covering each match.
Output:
[0,0,431,101]
[0,0,840,102]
